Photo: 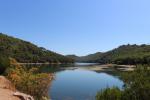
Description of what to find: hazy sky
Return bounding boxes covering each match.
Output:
[0,0,150,56]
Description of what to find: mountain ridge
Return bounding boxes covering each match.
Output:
[0,33,74,63]
[67,44,150,64]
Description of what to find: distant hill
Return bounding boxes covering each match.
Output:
[66,55,79,61]
[67,44,150,65]
[67,52,102,63]
[98,44,150,64]
[0,33,74,63]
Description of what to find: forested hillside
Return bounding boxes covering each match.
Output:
[0,33,74,63]
[67,52,102,63]
[68,44,150,65]
[99,44,150,64]
[66,55,80,61]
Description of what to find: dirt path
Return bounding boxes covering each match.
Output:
[0,76,34,100]
[0,76,20,100]
[0,88,20,100]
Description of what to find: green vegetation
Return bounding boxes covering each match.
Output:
[68,44,150,65]
[0,33,74,64]
[67,52,102,63]
[0,56,10,74]
[1,33,150,100]
[96,65,150,100]
[96,87,122,100]
[0,33,74,99]
[99,44,150,65]
[6,58,53,100]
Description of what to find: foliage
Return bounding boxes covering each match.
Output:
[101,44,150,65]
[6,58,54,100]
[0,56,10,74]
[96,87,122,100]
[96,66,150,100]
[121,65,150,100]
[0,33,74,63]
[69,44,150,65]
[67,52,102,63]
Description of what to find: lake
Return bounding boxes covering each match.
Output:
[48,63,124,100]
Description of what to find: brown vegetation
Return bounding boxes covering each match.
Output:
[5,58,54,100]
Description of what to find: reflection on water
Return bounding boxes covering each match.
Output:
[23,63,124,100]
[74,62,100,66]
[49,63,123,100]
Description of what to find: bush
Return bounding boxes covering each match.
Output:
[0,56,10,74]
[6,58,54,100]
[96,87,122,100]
[121,65,150,100]
[96,65,150,100]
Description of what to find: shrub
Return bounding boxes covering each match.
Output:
[6,58,54,100]
[96,87,122,100]
[96,65,150,100]
[0,56,10,74]
[121,65,150,100]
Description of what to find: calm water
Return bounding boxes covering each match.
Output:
[49,63,124,100]
[74,62,99,66]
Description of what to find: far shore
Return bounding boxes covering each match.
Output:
[18,62,74,65]
[18,63,60,65]
[18,63,136,72]
[82,64,136,72]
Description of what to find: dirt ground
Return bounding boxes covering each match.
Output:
[0,76,20,100]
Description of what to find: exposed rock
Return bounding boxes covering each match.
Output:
[13,92,34,100]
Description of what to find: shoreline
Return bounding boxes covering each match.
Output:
[81,64,136,72]
[18,62,74,65]
[18,62,136,72]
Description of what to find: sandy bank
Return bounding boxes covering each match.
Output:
[0,88,20,100]
[82,64,136,72]
[0,76,19,100]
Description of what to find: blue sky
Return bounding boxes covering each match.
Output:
[0,0,150,56]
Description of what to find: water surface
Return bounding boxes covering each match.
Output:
[49,63,123,100]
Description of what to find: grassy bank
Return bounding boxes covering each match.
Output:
[96,65,150,100]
